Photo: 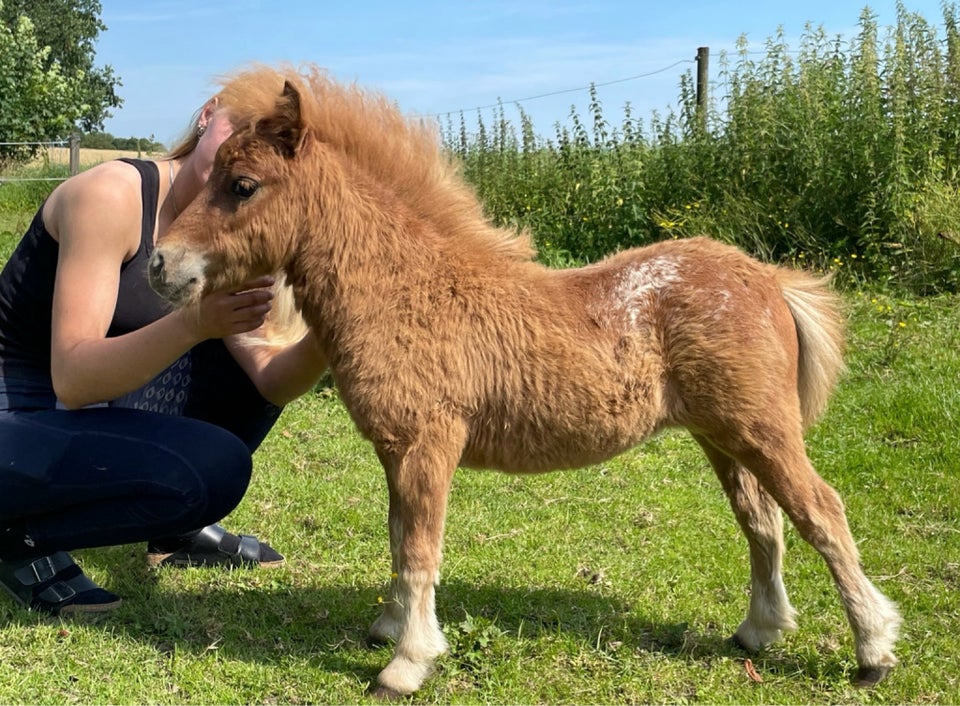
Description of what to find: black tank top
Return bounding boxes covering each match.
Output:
[0,158,174,408]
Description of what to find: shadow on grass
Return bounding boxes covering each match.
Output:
[0,545,850,691]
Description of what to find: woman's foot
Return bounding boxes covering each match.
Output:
[0,552,121,615]
[146,523,284,568]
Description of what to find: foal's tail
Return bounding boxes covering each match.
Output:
[775,269,846,429]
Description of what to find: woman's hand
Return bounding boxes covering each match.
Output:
[183,275,277,340]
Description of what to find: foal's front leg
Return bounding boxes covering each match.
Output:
[367,459,405,646]
[370,418,467,698]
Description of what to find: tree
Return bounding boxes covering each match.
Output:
[82,131,167,152]
[0,1,87,167]
[0,0,121,133]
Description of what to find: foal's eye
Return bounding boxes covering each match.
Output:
[230,177,259,200]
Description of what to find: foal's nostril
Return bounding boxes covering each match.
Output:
[148,252,165,282]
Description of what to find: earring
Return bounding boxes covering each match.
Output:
[197,123,207,139]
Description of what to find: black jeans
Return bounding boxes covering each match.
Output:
[0,340,281,559]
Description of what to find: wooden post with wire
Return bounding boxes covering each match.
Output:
[69,132,81,176]
[696,46,709,132]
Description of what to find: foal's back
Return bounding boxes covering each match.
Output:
[459,237,799,474]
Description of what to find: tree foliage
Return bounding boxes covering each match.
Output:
[81,131,165,152]
[0,0,121,133]
[0,0,86,167]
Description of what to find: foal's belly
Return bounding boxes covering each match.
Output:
[460,398,667,474]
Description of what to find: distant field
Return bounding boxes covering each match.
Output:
[36,146,166,170]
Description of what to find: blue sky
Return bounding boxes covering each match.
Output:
[97,0,947,146]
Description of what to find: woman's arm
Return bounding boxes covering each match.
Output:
[225,331,329,407]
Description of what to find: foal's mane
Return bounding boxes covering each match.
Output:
[218,64,535,261]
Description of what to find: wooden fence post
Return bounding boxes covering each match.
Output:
[696,47,709,132]
[69,132,81,175]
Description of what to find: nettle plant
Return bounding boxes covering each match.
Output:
[444,4,960,293]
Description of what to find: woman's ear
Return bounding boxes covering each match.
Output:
[199,97,221,131]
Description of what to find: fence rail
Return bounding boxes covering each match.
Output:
[0,133,81,184]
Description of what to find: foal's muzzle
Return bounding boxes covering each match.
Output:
[147,248,202,306]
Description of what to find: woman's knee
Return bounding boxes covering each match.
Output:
[1,408,256,543]
[122,413,254,529]
[182,426,253,525]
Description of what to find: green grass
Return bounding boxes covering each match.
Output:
[0,293,956,704]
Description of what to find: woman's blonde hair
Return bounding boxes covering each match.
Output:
[165,64,296,160]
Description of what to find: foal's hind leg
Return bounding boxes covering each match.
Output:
[693,435,798,650]
[709,428,901,686]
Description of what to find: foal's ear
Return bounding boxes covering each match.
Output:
[260,80,307,158]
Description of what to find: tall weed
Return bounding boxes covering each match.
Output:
[0,162,63,261]
[0,162,64,214]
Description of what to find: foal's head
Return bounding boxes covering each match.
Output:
[149,80,310,305]
[150,62,535,307]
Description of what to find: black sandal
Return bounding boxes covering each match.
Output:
[0,552,122,615]
[146,523,285,569]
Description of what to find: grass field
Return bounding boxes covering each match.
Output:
[0,280,955,703]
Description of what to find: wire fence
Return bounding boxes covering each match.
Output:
[418,57,698,123]
[0,134,81,185]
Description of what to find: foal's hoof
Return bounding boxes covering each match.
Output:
[368,684,405,701]
[854,665,891,688]
[727,633,753,653]
[365,633,391,649]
